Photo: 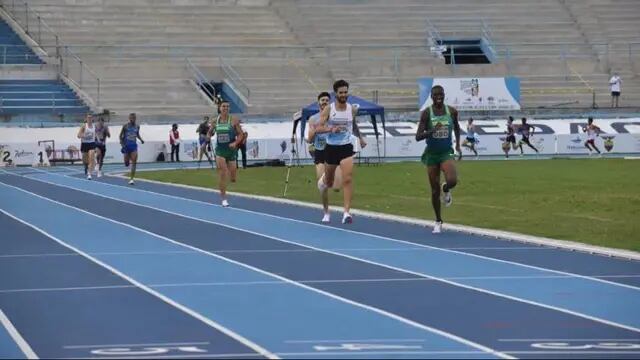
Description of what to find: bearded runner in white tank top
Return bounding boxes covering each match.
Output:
[316,79,367,224]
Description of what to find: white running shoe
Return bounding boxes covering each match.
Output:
[432,221,443,234]
[129,179,135,185]
[222,199,230,207]
[442,183,452,207]
[342,212,353,224]
[87,174,92,180]
[317,174,327,192]
[321,213,331,223]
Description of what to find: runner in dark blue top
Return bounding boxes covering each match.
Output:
[95,117,110,178]
[119,113,144,185]
[517,117,539,155]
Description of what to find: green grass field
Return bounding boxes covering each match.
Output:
[137,159,640,252]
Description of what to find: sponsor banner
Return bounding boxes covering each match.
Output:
[1,120,639,145]
[418,77,521,111]
[2,119,639,165]
[357,119,640,137]
[0,143,50,166]
[556,134,640,154]
[3,133,640,165]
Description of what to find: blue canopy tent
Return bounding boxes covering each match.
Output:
[297,94,386,162]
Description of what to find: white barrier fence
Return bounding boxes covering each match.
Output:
[3,133,640,167]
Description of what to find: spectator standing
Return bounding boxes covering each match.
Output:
[609,72,622,108]
[170,123,180,162]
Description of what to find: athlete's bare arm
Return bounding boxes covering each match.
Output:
[315,105,333,133]
[415,108,433,142]
[351,107,367,148]
[77,124,85,139]
[231,117,245,149]
[450,106,461,152]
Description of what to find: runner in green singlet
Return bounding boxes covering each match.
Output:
[207,100,246,207]
[415,85,461,234]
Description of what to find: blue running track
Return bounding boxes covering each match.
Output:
[1,165,639,359]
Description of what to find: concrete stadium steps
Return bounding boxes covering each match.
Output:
[0,18,44,65]
[196,60,325,114]
[7,0,635,116]
[268,0,623,110]
[20,0,299,116]
[0,80,89,115]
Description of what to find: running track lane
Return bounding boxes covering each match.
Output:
[95,172,640,288]
[0,212,266,359]
[3,174,634,356]
[23,171,640,330]
[0,178,505,359]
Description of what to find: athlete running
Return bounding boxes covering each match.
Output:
[583,117,602,156]
[415,85,461,234]
[316,80,367,224]
[119,113,144,185]
[208,100,246,207]
[77,113,97,180]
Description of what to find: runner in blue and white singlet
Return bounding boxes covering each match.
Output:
[306,91,338,223]
[461,117,478,159]
[316,80,367,224]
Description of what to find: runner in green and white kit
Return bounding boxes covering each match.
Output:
[416,85,461,234]
[208,100,246,207]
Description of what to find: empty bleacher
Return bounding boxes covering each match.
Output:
[276,0,639,111]
[0,11,89,123]
[0,18,42,65]
[2,0,637,118]
[0,79,88,116]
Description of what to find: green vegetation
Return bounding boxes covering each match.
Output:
[138,159,640,252]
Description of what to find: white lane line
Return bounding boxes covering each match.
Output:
[0,309,38,359]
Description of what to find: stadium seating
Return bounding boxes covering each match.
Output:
[9,0,639,118]
[0,18,42,65]
[0,16,89,120]
[0,79,89,115]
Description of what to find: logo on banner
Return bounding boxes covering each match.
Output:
[566,135,584,150]
[602,135,615,152]
[248,140,260,158]
[14,150,34,158]
[399,139,413,155]
[533,137,545,152]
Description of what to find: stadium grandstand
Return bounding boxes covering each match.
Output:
[0,0,637,125]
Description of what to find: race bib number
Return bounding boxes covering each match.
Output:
[317,137,327,147]
[217,133,230,144]
[434,128,449,139]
